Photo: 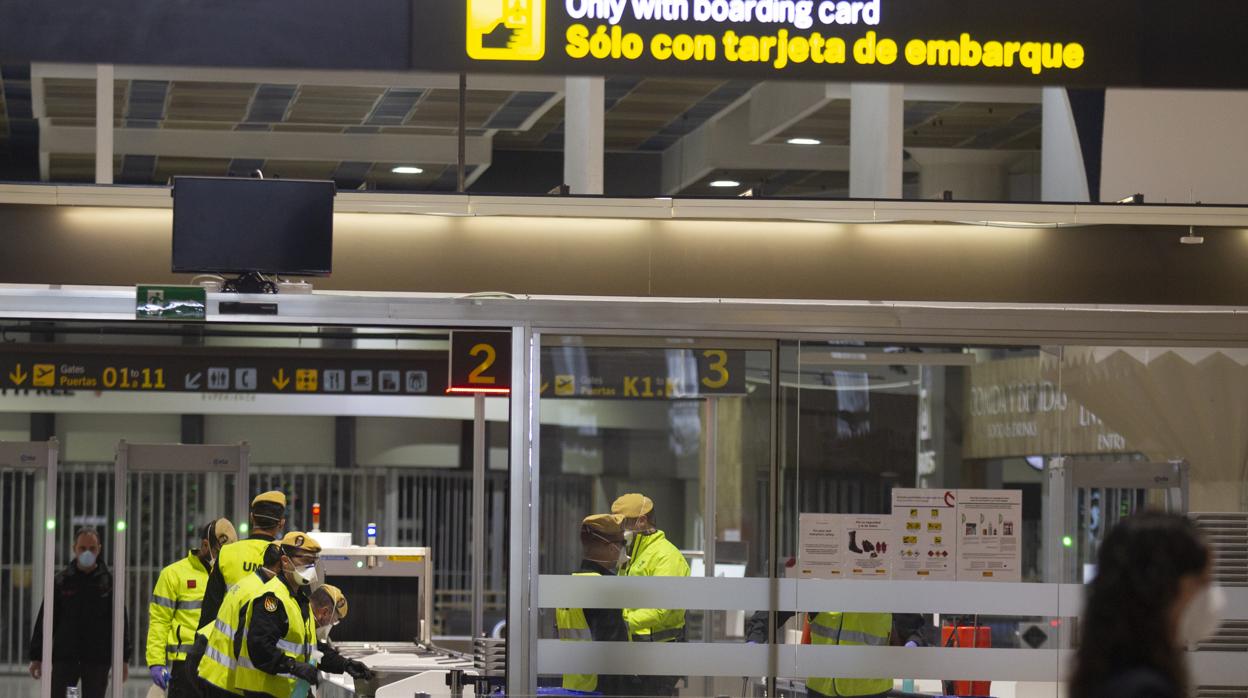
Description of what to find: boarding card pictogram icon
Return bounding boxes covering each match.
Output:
[467,0,546,61]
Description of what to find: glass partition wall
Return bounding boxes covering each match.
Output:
[529,336,1248,698]
[3,314,1246,698]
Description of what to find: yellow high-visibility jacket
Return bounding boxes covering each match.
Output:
[146,551,209,667]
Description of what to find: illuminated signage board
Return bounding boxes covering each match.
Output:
[409,0,1244,87]
[431,0,1115,83]
[3,1,1245,88]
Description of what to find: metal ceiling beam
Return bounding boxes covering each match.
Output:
[41,124,493,165]
[748,82,849,144]
[31,62,566,93]
[904,85,1042,104]
[661,82,1041,194]
[30,64,51,182]
[663,96,858,193]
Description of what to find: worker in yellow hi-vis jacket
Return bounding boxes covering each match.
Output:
[147,519,237,698]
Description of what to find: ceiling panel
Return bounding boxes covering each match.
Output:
[367,162,447,190]
[260,159,341,180]
[271,123,347,133]
[166,81,253,122]
[404,89,508,129]
[48,153,124,182]
[153,156,230,180]
[772,99,851,145]
[494,104,563,149]
[161,120,238,130]
[44,78,126,119]
[605,78,723,150]
[25,72,1042,194]
[904,102,1038,149]
[286,85,386,125]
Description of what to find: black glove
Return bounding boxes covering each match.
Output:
[286,661,320,686]
[345,660,376,681]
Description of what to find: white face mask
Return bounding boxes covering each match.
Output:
[316,623,333,642]
[294,564,318,586]
[77,550,97,568]
[616,543,630,569]
[1178,585,1226,646]
[623,530,635,546]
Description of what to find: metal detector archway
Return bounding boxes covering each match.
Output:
[0,439,58,698]
[111,441,249,698]
[1045,457,1189,584]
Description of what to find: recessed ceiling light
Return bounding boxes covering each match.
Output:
[787,137,821,146]
[709,180,741,188]
[391,166,424,174]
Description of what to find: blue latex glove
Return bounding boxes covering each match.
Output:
[150,666,169,689]
[904,640,919,648]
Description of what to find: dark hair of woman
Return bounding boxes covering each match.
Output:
[1070,511,1209,698]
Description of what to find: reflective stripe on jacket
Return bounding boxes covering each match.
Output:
[620,530,689,641]
[198,571,270,695]
[233,577,315,698]
[556,571,600,692]
[146,551,209,667]
[806,612,893,697]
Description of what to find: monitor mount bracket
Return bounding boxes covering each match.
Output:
[222,272,278,294]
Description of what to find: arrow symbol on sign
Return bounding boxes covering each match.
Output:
[185,372,203,390]
[272,369,291,391]
[9,364,28,385]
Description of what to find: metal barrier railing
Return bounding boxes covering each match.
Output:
[0,465,592,670]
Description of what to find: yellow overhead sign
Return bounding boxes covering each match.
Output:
[467,0,547,61]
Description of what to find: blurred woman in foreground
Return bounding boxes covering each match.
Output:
[1071,512,1225,698]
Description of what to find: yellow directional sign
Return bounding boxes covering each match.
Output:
[0,346,447,394]
[295,369,318,392]
[32,364,55,387]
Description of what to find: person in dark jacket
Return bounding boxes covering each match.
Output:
[554,514,637,697]
[28,528,133,698]
[1070,512,1226,698]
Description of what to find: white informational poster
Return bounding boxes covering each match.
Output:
[891,488,957,580]
[797,513,844,578]
[955,489,1023,582]
[840,514,894,579]
[799,513,895,579]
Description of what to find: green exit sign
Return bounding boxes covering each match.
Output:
[136,285,207,320]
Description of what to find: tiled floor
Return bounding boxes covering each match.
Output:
[0,673,152,698]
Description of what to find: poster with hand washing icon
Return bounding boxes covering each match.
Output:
[891,488,956,580]
[955,489,1022,582]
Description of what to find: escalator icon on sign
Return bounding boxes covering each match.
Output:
[466,0,546,61]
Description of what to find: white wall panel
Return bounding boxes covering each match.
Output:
[0,411,27,441]
[1101,89,1248,204]
[205,415,334,465]
[60,413,180,462]
[356,416,462,468]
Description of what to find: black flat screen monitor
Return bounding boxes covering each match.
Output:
[172,176,336,276]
